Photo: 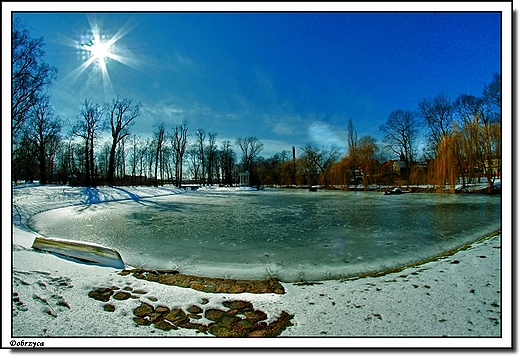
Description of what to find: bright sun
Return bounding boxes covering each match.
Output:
[62,16,138,96]
[80,29,117,64]
[86,39,112,61]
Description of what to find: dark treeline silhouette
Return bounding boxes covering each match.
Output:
[12,18,501,193]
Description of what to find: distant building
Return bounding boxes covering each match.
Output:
[484,157,501,178]
[239,171,250,187]
[381,160,402,176]
[67,174,77,186]
[392,160,407,175]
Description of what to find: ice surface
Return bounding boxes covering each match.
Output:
[8,184,509,343]
[27,188,501,282]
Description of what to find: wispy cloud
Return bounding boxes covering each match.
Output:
[270,115,303,136]
[254,69,277,103]
[144,102,183,118]
[307,121,346,150]
[273,122,296,136]
[175,53,194,67]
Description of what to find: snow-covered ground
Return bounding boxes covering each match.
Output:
[3,184,511,349]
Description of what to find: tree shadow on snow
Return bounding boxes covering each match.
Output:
[111,186,142,204]
[83,187,101,205]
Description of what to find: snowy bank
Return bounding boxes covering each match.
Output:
[4,184,511,348]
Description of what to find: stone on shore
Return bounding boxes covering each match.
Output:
[120,269,285,294]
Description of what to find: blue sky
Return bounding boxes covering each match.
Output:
[10,7,502,158]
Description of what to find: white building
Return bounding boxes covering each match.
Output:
[239,171,250,187]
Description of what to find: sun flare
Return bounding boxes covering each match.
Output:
[83,39,113,61]
[61,16,138,97]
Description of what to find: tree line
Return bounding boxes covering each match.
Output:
[12,18,501,193]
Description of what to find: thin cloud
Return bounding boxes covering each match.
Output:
[307,121,346,150]
[271,116,304,136]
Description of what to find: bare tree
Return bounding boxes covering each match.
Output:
[195,129,206,185]
[142,138,152,180]
[300,143,341,187]
[483,73,501,114]
[152,124,166,186]
[115,136,128,179]
[256,151,290,187]
[129,135,139,180]
[105,96,141,184]
[206,132,218,185]
[379,109,419,176]
[138,138,150,182]
[11,18,57,183]
[25,96,62,184]
[454,93,484,187]
[97,141,111,180]
[171,120,189,187]
[236,136,264,186]
[346,118,358,187]
[417,93,455,156]
[187,144,201,183]
[55,138,80,183]
[236,136,264,172]
[451,74,501,192]
[12,18,57,139]
[219,140,235,186]
[127,135,149,184]
[480,74,501,192]
[72,99,104,186]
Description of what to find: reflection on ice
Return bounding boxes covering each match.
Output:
[28,189,501,282]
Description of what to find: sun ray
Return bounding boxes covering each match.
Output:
[61,56,96,83]
[59,15,139,96]
[99,59,114,97]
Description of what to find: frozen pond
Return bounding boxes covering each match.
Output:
[28,189,501,282]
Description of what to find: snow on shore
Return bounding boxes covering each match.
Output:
[4,184,511,348]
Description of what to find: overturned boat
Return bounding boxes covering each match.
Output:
[383,187,409,195]
[32,236,125,269]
